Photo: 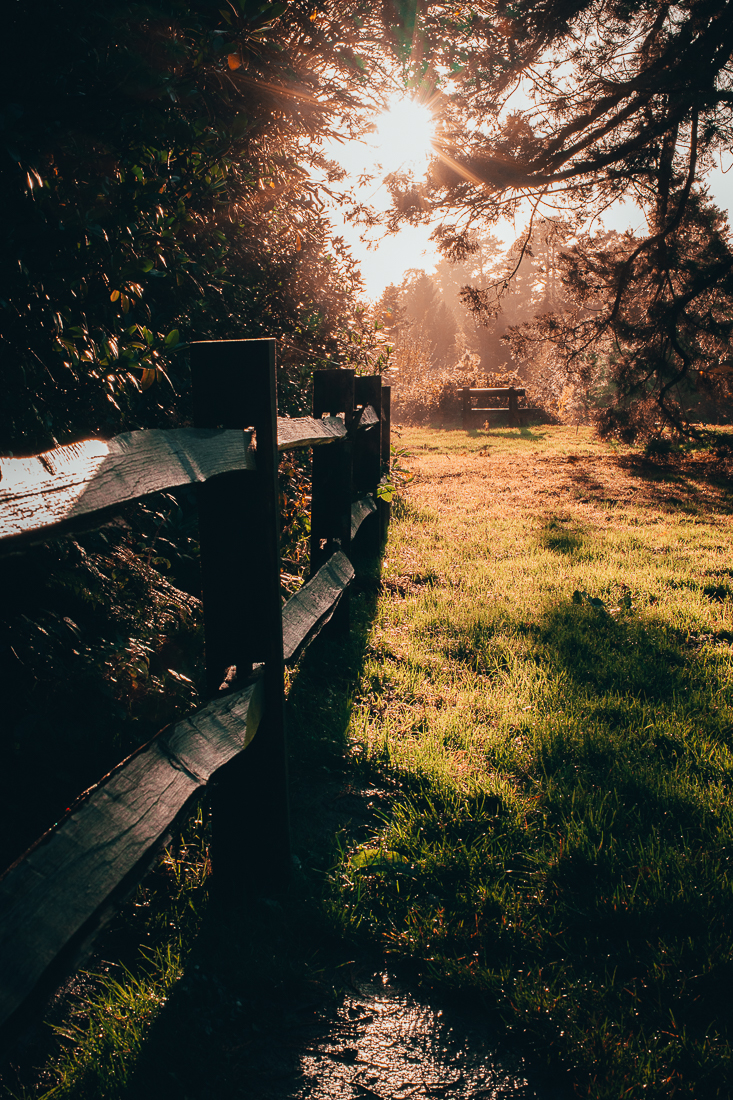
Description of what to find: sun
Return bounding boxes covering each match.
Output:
[372,98,435,177]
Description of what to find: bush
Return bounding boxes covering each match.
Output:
[386,342,482,424]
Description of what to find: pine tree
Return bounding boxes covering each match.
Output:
[416,0,733,433]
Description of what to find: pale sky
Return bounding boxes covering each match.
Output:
[326,129,733,302]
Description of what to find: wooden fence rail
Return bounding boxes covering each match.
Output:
[0,338,390,1040]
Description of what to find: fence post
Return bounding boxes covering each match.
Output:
[353,375,382,556]
[190,337,290,895]
[311,369,355,632]
[462,385,470,429]
[380,384,391,544]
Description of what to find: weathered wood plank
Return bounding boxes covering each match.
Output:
[312,370,356,427]
[354,383,382,523]
[468,388,526,397]
[311,370,354,576]
[351,495,377,540]
[0,674,264,1032]
[354,404,379,429]
[277,416,345,451]
[311,369,354,638]
[0,429,255,548]
[379,385,391,544]
[281,550,354,663]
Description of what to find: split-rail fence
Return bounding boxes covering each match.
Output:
[0,338,390,1040]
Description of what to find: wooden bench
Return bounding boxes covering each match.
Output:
[461,386,542,428]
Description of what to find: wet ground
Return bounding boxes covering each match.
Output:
[0,600,574,1100]
[109,754,572,1100]
[266,972,568,1100]
[118,949,572,1100]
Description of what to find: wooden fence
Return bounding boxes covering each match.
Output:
[0,338,390,1039]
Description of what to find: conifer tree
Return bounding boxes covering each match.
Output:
[417,0,733,435]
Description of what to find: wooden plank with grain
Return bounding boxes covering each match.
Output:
[281,550,354,663]
[353,384,382,496]
[0,674,264,1032]
[467,388,526,398]
[354,404,379,430]
[351,495,377,540]
[310,370,354,576]
[379,386,391,543]
[277,416,345,451]
[310,369,355,639]
[0,429,255,548]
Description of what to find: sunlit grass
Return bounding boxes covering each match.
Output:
[332,424,733,1099]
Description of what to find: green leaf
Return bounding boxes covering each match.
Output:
[164,329,180,347]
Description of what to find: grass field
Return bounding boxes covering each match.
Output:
[331,424,733,1098]
[9,422,733,1100]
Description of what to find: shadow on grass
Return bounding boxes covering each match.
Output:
[538,515,589,556]
[538,601,687,698]
[524,600,733,1080]
[330,594,733,1097]
[102,545,389,1098]
[584,449,733,514]
[532,597,728,705]
[111,605,732,1098]
[105,541,569,1100]
[466,425,549,442]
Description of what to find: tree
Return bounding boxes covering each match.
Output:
[509,193,733,435]
[415,0,733,436]
[433,223,571,374]
[401,270,459,367]
[0,0,389,453]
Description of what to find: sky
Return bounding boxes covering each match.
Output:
[326,122,733,303]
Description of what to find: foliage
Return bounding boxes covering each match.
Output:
[0,0,392,454]
[0,0,397,877]
[509,198,733,439]
[376,443,415,502]
[405,0,733,435]
[279,451,312,594]
[437,221,572,374]
[12,807,212,1100]
[384,330,480,423]
[0,496,204,872]
[399,270,459,369]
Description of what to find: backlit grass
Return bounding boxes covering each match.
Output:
[333,424,733,1099]
[6,807,211,1100]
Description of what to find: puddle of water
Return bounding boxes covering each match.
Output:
[283,974,570,1100]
